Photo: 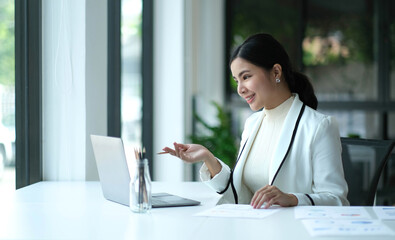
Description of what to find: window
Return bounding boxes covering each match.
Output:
[121,0,143,159]
[303,0,394,139]
[0,0,15,192]
[109,0,153,174]
[320,110,380,138]
[304,1,375,101]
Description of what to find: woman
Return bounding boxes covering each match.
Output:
[161,33,349,208]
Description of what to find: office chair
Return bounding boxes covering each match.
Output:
[340,137,395,206]
[375,150,395,206]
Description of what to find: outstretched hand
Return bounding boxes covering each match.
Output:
[160,142,222,177]
[161,142,211,163]
[250,185,298,209]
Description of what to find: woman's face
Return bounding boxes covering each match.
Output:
[230,57,277,111]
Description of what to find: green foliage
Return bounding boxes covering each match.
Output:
[231,0,299,50]
[190,102,238,168]
[230,0,375,68]
[303,9,373,66]
[347,133,361,139]
[0,0,15,86]
[229,74,238,92]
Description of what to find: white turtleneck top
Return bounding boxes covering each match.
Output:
[242,96,294,193]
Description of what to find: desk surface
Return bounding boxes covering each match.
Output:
[0,181,394,240]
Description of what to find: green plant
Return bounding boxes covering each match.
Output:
[190,102,238,168]
[347,133,361,139]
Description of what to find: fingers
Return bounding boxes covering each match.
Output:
[263,195,279,209]
[251,186,297,209]
[159,142,188,159]
[251,185,273,209]
[250,184,268,206]
[173,142,180,157]
[160,142,199,163]
[250,185,284,209]
[161,147,176,156]
[174,142,188,150]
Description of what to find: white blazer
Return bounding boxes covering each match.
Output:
[200,94,350,206]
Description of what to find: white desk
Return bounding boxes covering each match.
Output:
[1,181,394,240]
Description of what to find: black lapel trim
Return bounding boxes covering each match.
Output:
[305,193,315,205]
[270,104,306,185]
[216,138,249,204]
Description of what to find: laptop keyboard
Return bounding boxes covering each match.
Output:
[151,198,168,205]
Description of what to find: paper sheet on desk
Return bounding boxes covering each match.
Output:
[294,206,371,219]
[295,206,395,236]
[302,219,395,236]
[195,204,281,219]
[373,207,395,220]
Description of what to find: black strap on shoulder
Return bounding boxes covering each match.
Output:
[270,104,306,185]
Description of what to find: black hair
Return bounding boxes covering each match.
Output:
[230,33,318,110]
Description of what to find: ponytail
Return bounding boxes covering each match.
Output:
[288,71,318,110]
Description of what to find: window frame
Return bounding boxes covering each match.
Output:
[15,0,43,189]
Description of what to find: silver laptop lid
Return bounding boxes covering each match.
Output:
[90,135,130,206]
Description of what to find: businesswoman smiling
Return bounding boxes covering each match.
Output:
[161,33,349,208]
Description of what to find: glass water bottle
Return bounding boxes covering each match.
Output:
[130,158,152,213]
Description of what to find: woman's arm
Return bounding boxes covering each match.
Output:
[307,116,349,206]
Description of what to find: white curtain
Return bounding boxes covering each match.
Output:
[42,0,86,180]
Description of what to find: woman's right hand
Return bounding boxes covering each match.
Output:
[161,142,211,163]
[161,142,222,177]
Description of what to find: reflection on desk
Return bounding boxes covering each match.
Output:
[0,181,394,240]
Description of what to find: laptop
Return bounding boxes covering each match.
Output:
[90,135,200,208]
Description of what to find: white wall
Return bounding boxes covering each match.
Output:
[42,0,107,181]
[153,0,185,181]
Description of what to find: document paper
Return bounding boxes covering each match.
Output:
[195,204,281,219]
[294,206,371,219]
[302,219,395,237]
[373,207,395,220]
[295,206,395,236]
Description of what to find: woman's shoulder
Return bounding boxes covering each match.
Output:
[302,105,339,131]
[303,105,332,121]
